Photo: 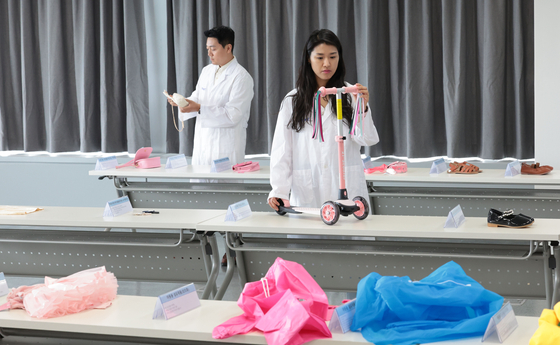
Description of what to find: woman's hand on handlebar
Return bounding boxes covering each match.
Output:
[356,83,369,105]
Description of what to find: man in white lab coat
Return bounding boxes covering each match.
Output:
[170,26,253,266]
[175,26,254,166]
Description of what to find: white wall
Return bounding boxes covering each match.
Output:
[0,156,117,207]
[535,0,560,168]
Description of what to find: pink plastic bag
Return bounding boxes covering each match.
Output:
[232,161,260,173]
[364,161,407,174]
[6,266,118,319]
[116,147,161,169]
[213,257,331,345]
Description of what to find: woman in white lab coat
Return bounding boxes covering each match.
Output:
[268,29,379,211]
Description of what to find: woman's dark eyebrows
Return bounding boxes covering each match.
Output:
[314,52,338,56]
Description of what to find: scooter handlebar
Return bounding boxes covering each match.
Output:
[318,85,360,97]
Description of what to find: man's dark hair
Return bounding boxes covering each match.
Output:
[204,26,235,52]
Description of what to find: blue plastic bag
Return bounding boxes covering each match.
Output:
[351,261,504,345]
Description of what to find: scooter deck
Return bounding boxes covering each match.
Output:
[290,207,321,215]
[278,206,320,215]
[279,199,355,215]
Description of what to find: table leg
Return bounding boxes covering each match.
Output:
[225,232,248,287]
[201,233,220,300]
[552,242,560,308]
[214,234,235,300]
[544,243,552,308]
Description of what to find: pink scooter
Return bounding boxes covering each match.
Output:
[275,85,369,225]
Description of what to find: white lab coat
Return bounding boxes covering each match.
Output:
[181,57,254,165]
[268,88,379,208]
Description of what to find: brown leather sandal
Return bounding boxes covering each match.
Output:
[447,161,482,174]
[521,163,553,175]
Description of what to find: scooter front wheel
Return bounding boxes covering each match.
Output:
[352,196,369,220]
[321,201,340,225]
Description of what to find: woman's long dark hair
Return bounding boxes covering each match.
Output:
[289,29,352,131]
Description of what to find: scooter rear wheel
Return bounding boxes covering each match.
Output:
[321,201,340,225]
[352,196,369,220]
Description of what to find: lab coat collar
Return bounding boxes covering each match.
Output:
[214,56,238,84]
[321,102,334,124]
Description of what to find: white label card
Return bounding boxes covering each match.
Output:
[482,302,518,343]
[505,161,521,177]
[362,156,375,170]
[103,196,133,218]
[0,273,9,297]
[329,299,356,333]
[95,156,118,170]
[430,158,447,175]
[165,154,188,169]
[225,199,252,222]
[211,157,232,172]
[152,283,200,320]
[444,204,466,228]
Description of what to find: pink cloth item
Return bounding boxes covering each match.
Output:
[364,161,407,174]
[6,266,118,319]
[7,284,44,309]
[212,257,331,345]
[388,161,407,173]
[232,161,260,173]
[364,164,388,174]
[116,147,161,169]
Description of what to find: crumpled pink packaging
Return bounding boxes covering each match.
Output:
[213,257,331,345]
[7,266,118,319]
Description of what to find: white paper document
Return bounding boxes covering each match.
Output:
[362,156,375,169]
[153,283,200,320]
[95,156,118,170]
[165,154,188,169]
[444,204,466,228]
[103,196,133,218]
[482,302,518,343]
[329,299,356,333]
[211,157,232,172]
[0,273,9,297]
[430,158,447,175]
[505,161,521,177]
[225,199,252,222]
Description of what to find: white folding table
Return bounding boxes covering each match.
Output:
[198,212,560,307]
[0,207,226,299]
[364,167,560,218]
[89,165,272,211]
[90,165,560,219]
[0,295,540,345]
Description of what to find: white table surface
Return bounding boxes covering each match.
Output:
[89,165,272,180]
[198,211,560,241]
[0,207,226,230]
[0,295,539,345]
[89,165,560,186]
[365,167,560,186]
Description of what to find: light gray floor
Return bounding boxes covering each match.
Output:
[0,235,549,344]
